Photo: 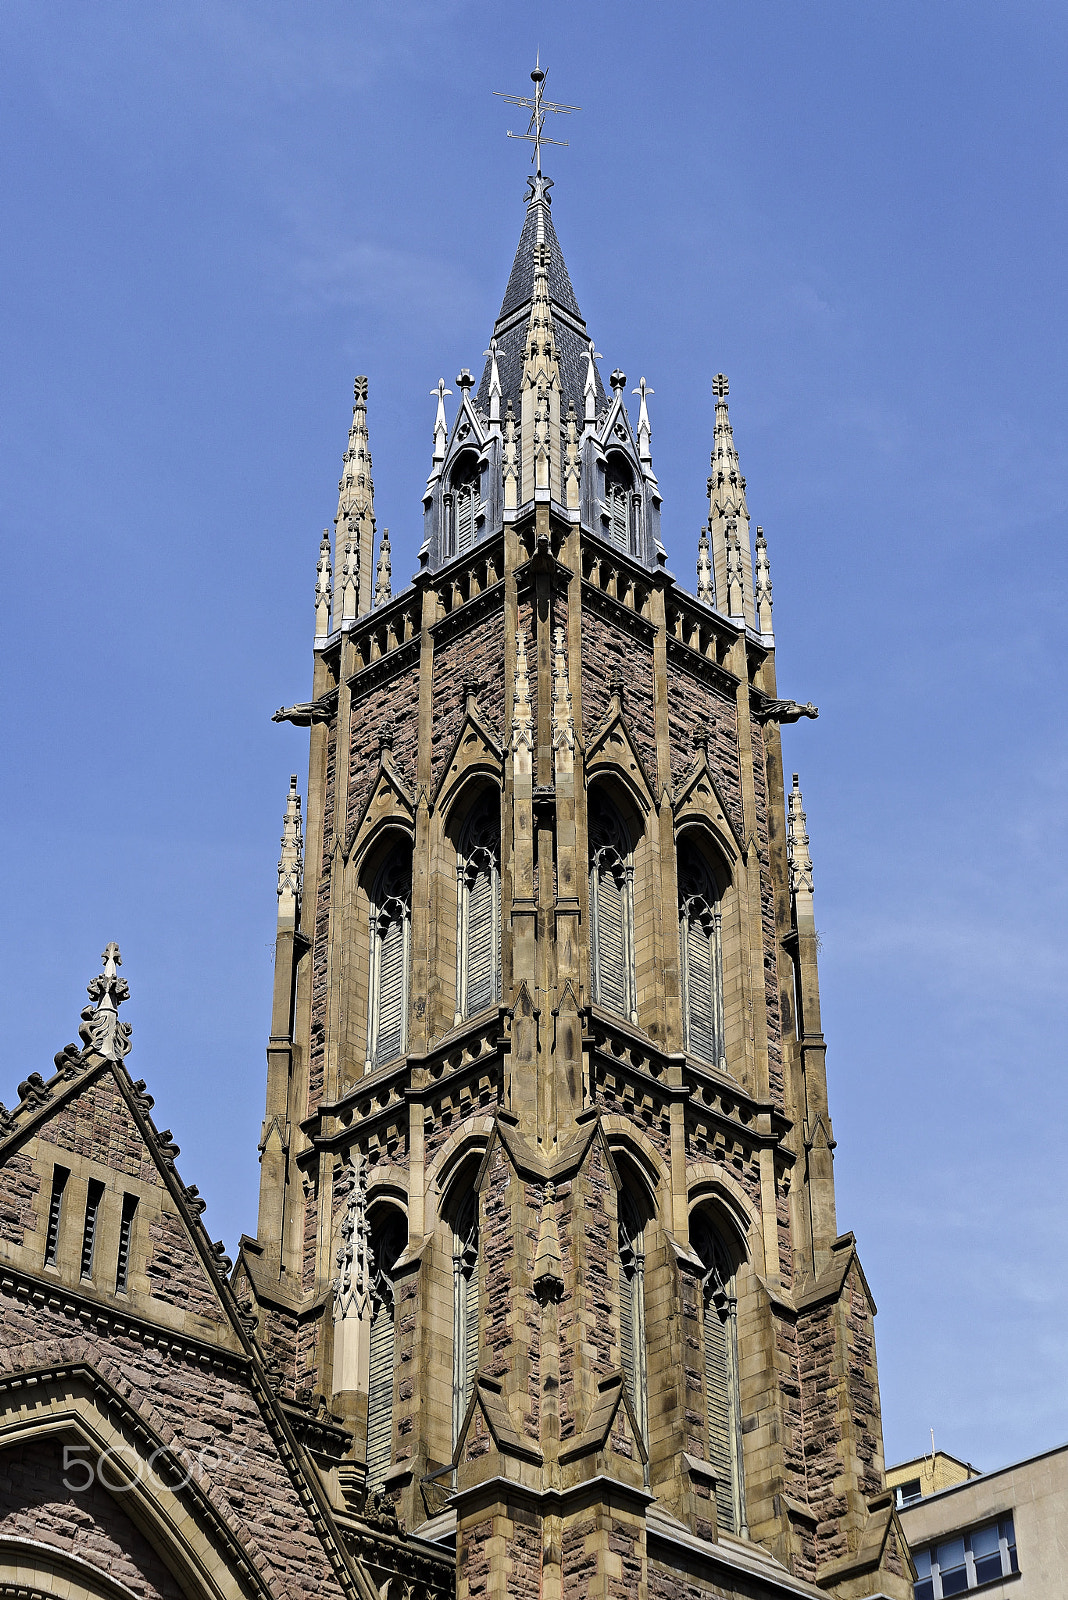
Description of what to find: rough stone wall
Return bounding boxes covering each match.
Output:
[647,1563,735,1600]
[37,1072,159,1186]
[0,1150,40,1248]
[518,596,537,754]
[560,1143,612,1443]
[0,1435,186,1600]
[521,1182,541,1442]
[393,1266,418,1479]
[308,718,338,1117]
[665,668,743,841]
[301,1173,319,1297]
[0,1293,348,1600]
[792,1298,846,1570]
[846,1269,882,1501]
[680,1267,706,1462]
[482,1144,513,1381]
[347,668,421,835]
[257,1301,299,1401]
[580,604,657,784]
[776,1189,793,1290]
[145,1210,224,1324]
[775,1313,818,1581]
[431,613,507,796]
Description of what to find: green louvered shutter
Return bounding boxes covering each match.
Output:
[375,914,406,1063]
[457,484,477,554]
[463,1265,479,1413]
[704,1298,736,1533]
[686,914,716,1063]
[366,1300,394,1490]
[465,866,496,1015]
[595,867,628,1014]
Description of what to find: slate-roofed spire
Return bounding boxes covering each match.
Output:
[476,174,605,428]
[335,376,376,619]
[521,241,561,500]
[706,375,756,627]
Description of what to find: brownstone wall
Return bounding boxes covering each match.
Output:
[432,613,507,797]
[0,1293,348,1600]
[846,1269,882,1501]
[665,668,742,840]
[37,1072,159,1186]
[145,1210,224,1324]
[347,668,421,835]
[308,717,338,1117]
[580,604,657,785]
[0,1435,186,1600]
[0,1150,40,1248]
[482,1144,513,1380]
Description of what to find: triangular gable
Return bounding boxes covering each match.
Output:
[432,701,503,812]
[585,701,655,810]
[559,1371,648,1468]
[451,1372,542,1470]
[444,388,488,460]
[342,753,415,863]
[597,387,640,463]
[817,1492,916,1588]
[673,749,745,860]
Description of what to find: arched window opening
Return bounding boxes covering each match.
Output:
[604,458,638,553]
[690,1214,745,1536]
[678,839,726,1069]
[451,1190,479,1447]
[366,1212,406,1493]
[444,455,482,560]
[589,795,637,1023]
[618,1188,648,1445]
[455,797,501,1022]
[366,844,412,1071]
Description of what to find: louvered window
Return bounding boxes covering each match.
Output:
[456,800,501,1022]
[366,1216,404,1493]
[692,1216,745,1536]
[81,1179,104,1281]
[618,1190,648,1444]
[603,461,637,553]
[366,846,412,1070]
[452,1193,480,1446]
[589,798,636,1022]
[445,457,482,560]
[115,1193,138,1293]
[44,1165,69,1267]
[678,842,726,1068]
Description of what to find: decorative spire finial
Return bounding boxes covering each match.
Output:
[551,625,575,774]
[277,776,304,906]
[431,378,452,465]
[78,943,132,1062]
[632,377,654,465]
[314,529,332,640]
[755,525,773,636]
[485,338,502,429]
[335,376,376,617]
[712,372,729,400]
[495,58,580,178]
[696,523,714,606]
[584,340,602,427]
[373,528,392,608]
[787,774,814,897]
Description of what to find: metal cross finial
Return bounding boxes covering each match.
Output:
[712,373,730,400]
[495,56,580,177]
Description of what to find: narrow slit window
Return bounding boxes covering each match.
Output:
[115,1193,138,1293]
[81,1179,105,1281]
[44,1165,69,1267]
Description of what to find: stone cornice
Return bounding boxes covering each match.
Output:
[580,576,658,646]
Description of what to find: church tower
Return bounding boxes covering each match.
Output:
[250,118,914,1600]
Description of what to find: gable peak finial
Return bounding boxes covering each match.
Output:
[610,368,626,395]
[78,943,132,1062]
[430,378,452,466]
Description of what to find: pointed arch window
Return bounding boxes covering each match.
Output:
[455,798,501,1022]
[678,840,726,1069]
[366,844,412,1070]
[618,1188,648,1444]
[444,455,483,560]
[366,1214,405,1493]
[691,1214,745,1536]
[589,796,637,1023]
[603,458,638,554]
[452,1191,479,1447]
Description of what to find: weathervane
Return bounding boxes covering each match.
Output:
[495,55,580,177]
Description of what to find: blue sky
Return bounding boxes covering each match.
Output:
[3,2,1066,1475]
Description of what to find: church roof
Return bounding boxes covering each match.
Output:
[475,173,607,420]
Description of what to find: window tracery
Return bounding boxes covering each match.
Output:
[588,796,637,1023]
[455,798,501,1022]
[678,839,726,1069]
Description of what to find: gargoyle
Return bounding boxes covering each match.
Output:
[755,698,819,725]
[272,692,337,727]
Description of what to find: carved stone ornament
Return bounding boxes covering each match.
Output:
[77,942,133,1062]
[754,698,819,726]
[333,1157,371,1321]
[272,692,337,727]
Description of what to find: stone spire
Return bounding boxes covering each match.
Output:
[78,943,132,1062]
[277,775,304,925]
[787,774,814,899]
[335,376,376,619]
[754,524,773,637]
[696,523,714,605]
[373,528,392,608]
[521,241,561,501]
[314,529,332,640]
[707,375,756,628]
[485,339,503,430]
[584,340,602,429]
